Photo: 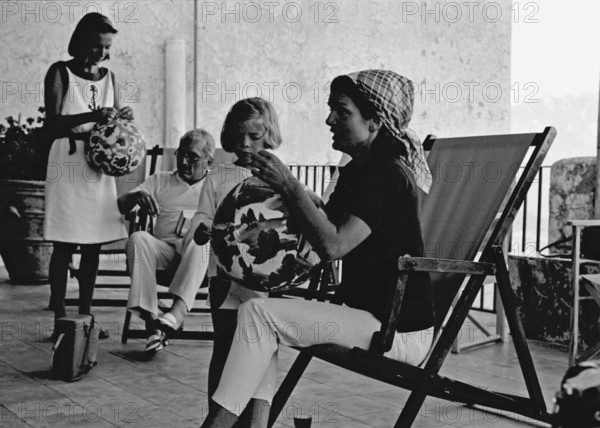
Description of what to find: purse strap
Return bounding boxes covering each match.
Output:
[49,333,65,371]
[538,236,572,259]
[80,316,97,373]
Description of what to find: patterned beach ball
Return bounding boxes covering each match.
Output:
[86,118,146,177]
[211,177,321,292]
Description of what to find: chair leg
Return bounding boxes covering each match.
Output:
[121,310,132,344]
[493,247,547,416]
[397,271,490,427]
[268,352,313,428]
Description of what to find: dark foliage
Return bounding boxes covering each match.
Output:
[0,107,49,181]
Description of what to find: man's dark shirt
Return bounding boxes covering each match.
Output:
[325,143,435,332]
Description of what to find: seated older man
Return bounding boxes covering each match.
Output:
[118,129,214,353]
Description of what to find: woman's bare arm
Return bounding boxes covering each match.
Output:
[251,150,371,261]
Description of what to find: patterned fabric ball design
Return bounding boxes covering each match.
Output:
[86,118,146,177]
[211,177,321,292]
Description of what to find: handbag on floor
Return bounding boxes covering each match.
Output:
[553,360,600,427]
[51,314,99,381]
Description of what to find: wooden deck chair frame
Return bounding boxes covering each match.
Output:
[267,127,557,428]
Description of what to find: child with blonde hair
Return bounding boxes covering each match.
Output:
[192,97,283,427]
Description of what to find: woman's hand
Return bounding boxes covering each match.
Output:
[250,150,296,193]
[136,190,160,217]
[93,107,117,123]
[117,106,134,120]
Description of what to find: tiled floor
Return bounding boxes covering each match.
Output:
[0,261,568,427]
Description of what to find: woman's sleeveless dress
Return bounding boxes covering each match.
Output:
[43,66,127,244]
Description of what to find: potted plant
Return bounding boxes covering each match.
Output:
[0,107,53,284]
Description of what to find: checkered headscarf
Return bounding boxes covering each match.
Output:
[344,70,432,193]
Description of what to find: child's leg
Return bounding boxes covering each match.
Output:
[49,242,77,320]
[207,310,271,428]
[78,243,102,315]
[208,307,238,414]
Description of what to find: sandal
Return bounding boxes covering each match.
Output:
[157,313,184,335]
[145,331,167,353]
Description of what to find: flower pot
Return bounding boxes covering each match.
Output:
[0,180,52,284]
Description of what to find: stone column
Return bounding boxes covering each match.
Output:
[549,157,596,244]
[595,72,600,218]
[164,38,186,170]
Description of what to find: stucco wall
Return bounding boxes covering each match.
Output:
[0,0,195,149]
[1,0,511,164]
[195,0,512,164]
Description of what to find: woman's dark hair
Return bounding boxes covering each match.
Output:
[330,75,378,121]
[371,126,408,159]
[220,98,282,152]
[68,13,117,58]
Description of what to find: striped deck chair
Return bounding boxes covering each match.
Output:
[268,127,557,427]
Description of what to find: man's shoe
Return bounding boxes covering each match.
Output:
[157,313,183,335]
[145,331,167,353]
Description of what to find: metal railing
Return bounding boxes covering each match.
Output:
[288,164,337,197]
[510,165,552,256]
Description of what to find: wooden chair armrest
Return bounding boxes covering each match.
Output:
[125,211,138,234]
[126,209,155,235]
[370,270,409,355]
[568,219,600,227]
[398,256,496,276]
[370,256,495,354]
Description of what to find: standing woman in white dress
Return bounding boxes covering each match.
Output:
[43,13,133,338]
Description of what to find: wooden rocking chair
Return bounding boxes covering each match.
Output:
[267,127,557,427]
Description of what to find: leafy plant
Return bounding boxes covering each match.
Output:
[0,107,48,180]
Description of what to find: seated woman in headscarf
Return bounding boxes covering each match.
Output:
[200,70,435,428]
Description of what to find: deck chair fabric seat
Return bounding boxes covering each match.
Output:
[422,132,532,329]
[268,127,557,428]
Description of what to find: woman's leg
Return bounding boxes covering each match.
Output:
[211,297,432,420]
[78,243,102,316]
[49,242,77,320]
[200,399,270,428]
[237,399,270,428]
